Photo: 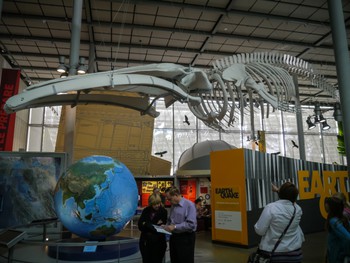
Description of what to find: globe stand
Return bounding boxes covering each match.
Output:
[47,236,139,261]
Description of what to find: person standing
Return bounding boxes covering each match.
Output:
[152,186,166,205]
[254,182,304,262]
[194,197,210,231]
[194,198,208,218]
[138,193,167,263]
[332,192,350,220]
[163,186,197,263]
[324,196,350,263]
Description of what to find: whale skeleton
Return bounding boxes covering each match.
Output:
[4,52,338,131]
[188,52,339,131]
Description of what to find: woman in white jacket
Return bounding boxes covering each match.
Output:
[254,182,305,263]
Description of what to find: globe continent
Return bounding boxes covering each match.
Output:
[54,155,138,240]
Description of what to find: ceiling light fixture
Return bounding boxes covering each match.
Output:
[307,116,331,130]
[57,64,67,73]
[57,56,67,73]
[25,76,32,86]
[306,116,316,130]
[60,72,68,78]
[57,56,88,75]
[318,114,326,123]
[306,102,337,130]
[322,121,331,131]
[77,57,88,74]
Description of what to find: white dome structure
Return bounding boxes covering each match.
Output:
[176,140,237,176]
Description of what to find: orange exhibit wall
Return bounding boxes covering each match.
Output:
[210,148,348,247]
[210,148,248,246]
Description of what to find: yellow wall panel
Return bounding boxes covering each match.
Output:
[150,156,171,175]
[56,103,154,176]
[100,138,112,149]
[211,148,248,245]
[102,124,114,138]
[128,127,141,150]
[76,134,97,148]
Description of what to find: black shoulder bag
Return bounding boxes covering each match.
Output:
[247,205,296,263]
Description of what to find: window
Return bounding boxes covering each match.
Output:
[27,106,62,152]
[26,102,346,173]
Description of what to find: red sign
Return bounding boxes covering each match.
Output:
[179,179,197,202]
[0,69,20,151]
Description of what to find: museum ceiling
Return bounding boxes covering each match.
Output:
[1,0,350,108]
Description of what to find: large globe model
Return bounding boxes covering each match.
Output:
[54,155,138,240]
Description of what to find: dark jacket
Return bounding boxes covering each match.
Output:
[138,205,168,263]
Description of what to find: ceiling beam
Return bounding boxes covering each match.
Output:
[102,0,335,27]
[0,33,339,67]
[4,50,338,68]
[1,13,341,52]
[2,0,336,28]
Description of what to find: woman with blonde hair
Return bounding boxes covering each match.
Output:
[138,193,168,263]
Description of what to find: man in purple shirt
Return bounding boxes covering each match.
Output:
[163,187,197,263]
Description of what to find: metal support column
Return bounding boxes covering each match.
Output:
[0,0,3,20]
[64,0,83,165]
[85,0,97,74]
[88,43,96,73]
[293,75,306,160]
[249,91,255,147]
[327,0,350,173]
[280,111,286,157]
[320,127,326,164]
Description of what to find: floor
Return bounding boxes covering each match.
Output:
[0,224,327,263]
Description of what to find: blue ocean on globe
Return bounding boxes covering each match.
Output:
[54,155,138,240]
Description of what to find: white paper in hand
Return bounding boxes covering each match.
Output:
[153,225,172,235]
